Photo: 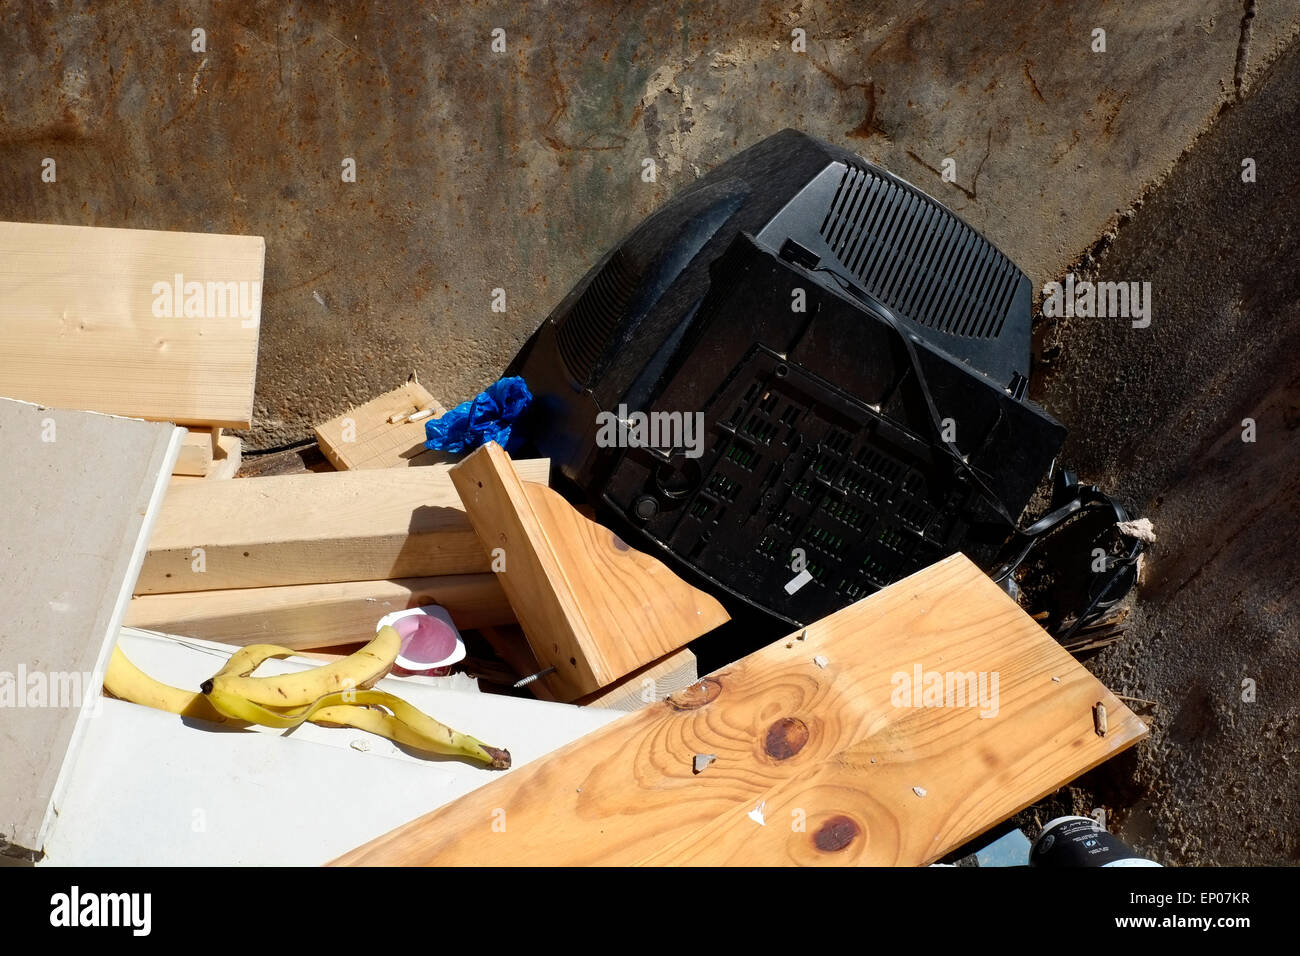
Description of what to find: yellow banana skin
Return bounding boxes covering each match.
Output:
[204,684,511,769]
[311,705,506,765]
[103,645,232,724]
[105,636,511,769]
[316,694,509,768]
[214,643,299,678]
[200,626,401,706]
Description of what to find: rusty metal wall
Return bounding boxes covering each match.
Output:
[0,0,1291,446]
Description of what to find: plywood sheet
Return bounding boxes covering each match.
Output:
[332,555,1147,867]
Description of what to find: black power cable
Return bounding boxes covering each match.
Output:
[1057,536,1144,643]
[813,263,1146,637]
[242,436,319,457]
[813,264,1019,527]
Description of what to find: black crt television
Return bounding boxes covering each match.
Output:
[509,129,1065,627]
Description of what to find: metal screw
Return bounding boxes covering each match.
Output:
[514,666,556,689]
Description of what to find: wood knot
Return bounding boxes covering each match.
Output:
[763,716,809,760]
[666,678,721,711]
[813,815,860,852]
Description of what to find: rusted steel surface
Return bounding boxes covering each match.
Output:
[0,0,1290,445]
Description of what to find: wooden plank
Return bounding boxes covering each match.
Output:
[0,397,180,858]
[234,442,333,478]
[0,221,263,428]
[173,428,221,476]
[168,434,241,484]
[207,433,241,479]
[331,555,1147,867]
[450,443,729,700]
[577,647,699,711]
[136,458,550,593]
[124,574,513,648]
[476,627,696,709]
[314,379,448,470]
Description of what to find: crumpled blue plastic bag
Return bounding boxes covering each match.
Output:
[424,376,532,454]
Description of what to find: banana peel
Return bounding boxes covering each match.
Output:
[214,643,300,679]
[200,626,401,707]
[104,640,511,769]
[204,684,511,769]
[104,644,233,725]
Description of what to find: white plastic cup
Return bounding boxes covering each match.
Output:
[375,605,466,675]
